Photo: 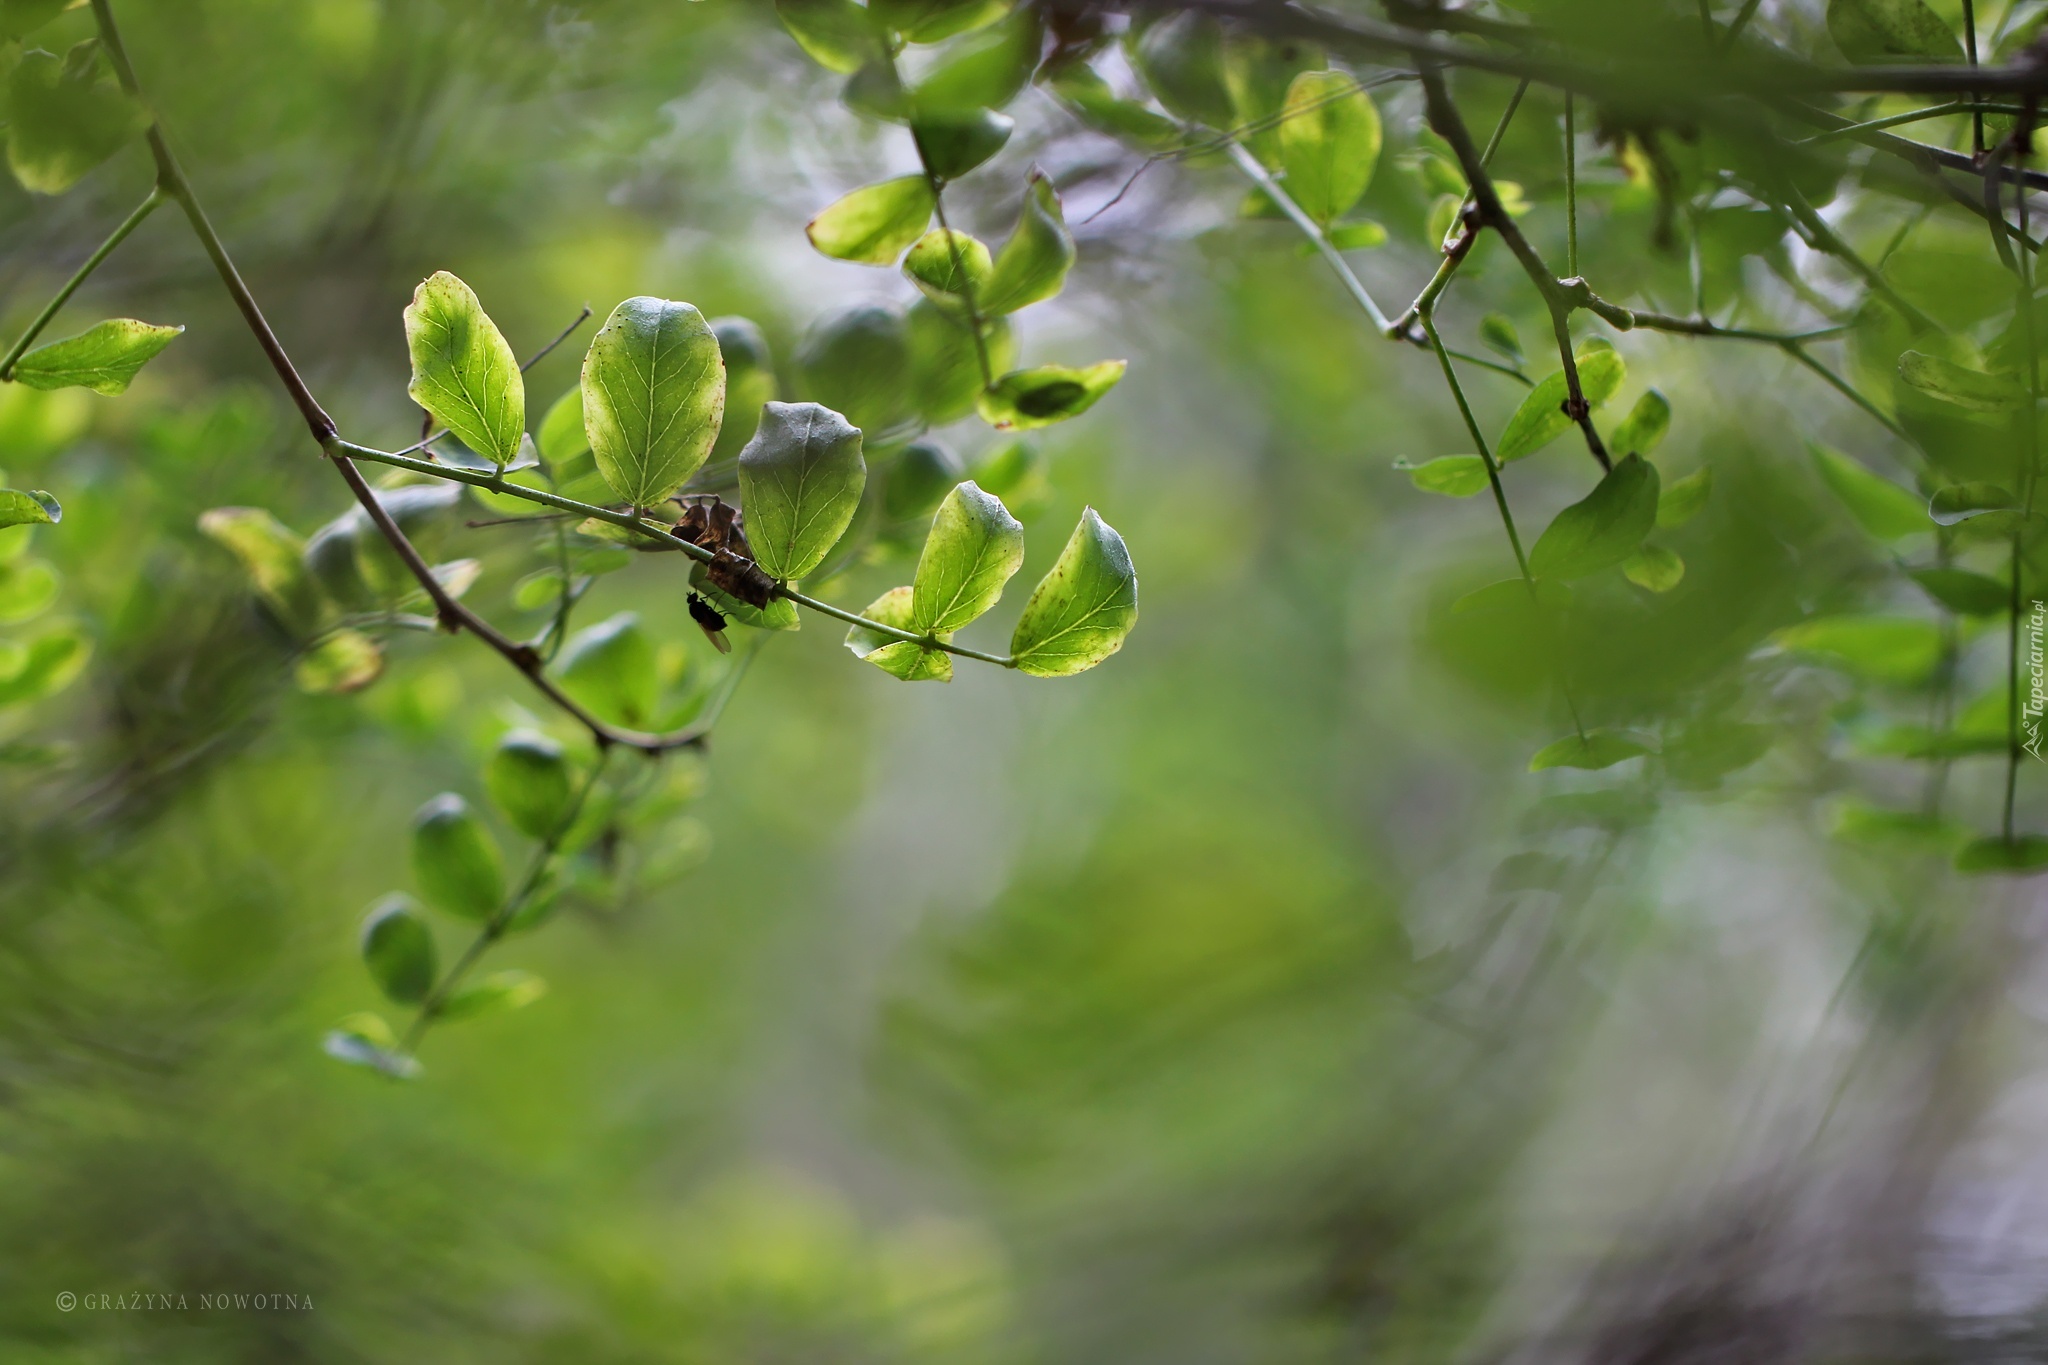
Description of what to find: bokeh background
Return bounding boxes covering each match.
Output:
[2,0,2046,1360]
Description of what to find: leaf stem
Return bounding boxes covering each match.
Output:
[1564,93,1578,279]
[0,188,165,379]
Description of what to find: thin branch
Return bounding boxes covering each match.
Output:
[1225,141,1392,331]
[0,188,164,378]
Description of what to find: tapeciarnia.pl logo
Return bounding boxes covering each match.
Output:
[2027,600,2046,762]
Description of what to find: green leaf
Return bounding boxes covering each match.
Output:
[1655,465,1712,530]
[846,585,952,681]
[807,176,936,264]
[802,303,914,436]
[903,228,994,312]
[873,0,1008,43]
[907,299,1012,425]
[404,272,525,466]
[198,506,321,630]
[295,628,384,694]
[1528,454,1660,581]
[1495,348,1626,462]
[580,296,725,507]
[1897,350,2021,411]
[1528,729,1657,772]
[1045,62,1180,150]
[737,401,867,580]
[1955,836,2048,874]
[1828,0,1960,62]
[911,4,1042,111]
[912,481,1024,632]
[1773,614,1944,685]
[977,361,1125,431]
[1479,313,1522,362]
[438,969,547,1021]
[1010,507,1137,676]
[0,487,60,529]
[0,1,70,40]
[322,1013,420,1079]
[0,623,88,707]
[1277,70,1380,225]
[1397,455,1490,498]
[5,44,149,195]
[1607,389,1671,458]
[360,894,438,1006]
[912,106,1013,179]
[487,729,574,841]
[1929,481,2015,525]
[1322,221,1387,251]
[774,0,883,72]
[1830,798,1968,850]
[1622,543,1684,592]
[710,316,779,462]
[980,172,1076,315]
[1809,441,1926,539]
[411,793,506,922]
[557,612,659,727]
[0,558,57,624]
[1910,566,2008,615]
[537,387,589,466]
[11,319,182,395]
[1127,11,1233,128]
[885,439,965,521]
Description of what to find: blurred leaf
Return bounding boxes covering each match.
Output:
[846,584,952,680]
[411,793,506,922]
[1898,350,2021,411]
[1830,798,1968,850]
[1010,508,1137,676]
[1277,70,1379,225]
[557,612,658,727]
[802,303,915,435]
[1955,835,2048,874]
[1496,348,1626,462]
[1828,0,1960,62]
[582,296,724,507]
[0,1,69,39]
[970,438,1047,511]
[1810,442,1926,539]
[1910,566,2008,615]
[11,319,181,394]
[912,106,1013,179]
[1608,389,1670,458]
[1528,729,1657,771]
[1397,455,1489,497]
[295,629,383,694]
[913,481,1025,632]
[359,894,438,1006]
[774,0,882,73]
[198,506,323,630]
[1479,313,1522,362]
[1656,465,1712,530]
[437,969,547,1021]
[0,622,84,705]
[1322,221,1387,250]
[5,44,148,194]
[404,272,524,466]
[1929,481,2015,524]
[0,556,56,623]
[981,172,1076,315]
[487,729,574,840]
[1045,61,1180,149]
[1622,543,1684,592]
[885,439,964,520]
[710,316,779,463]
[322,1014,420,1079]
[1529,454,1660,581]
[1127,10,1232,128]
[843,58,909,121]
[1884,250,2014,331]
[977,361,1124,430]
[537,386,589,466]
[874,0,1008,43]
[1774,614,1944,685]
[738,401,866,580]
[912,4,1043,111]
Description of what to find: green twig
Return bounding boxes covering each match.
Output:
[0,188,165,379]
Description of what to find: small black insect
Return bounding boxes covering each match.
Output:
[687,591,732,654]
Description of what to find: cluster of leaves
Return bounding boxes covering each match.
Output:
[327,715,711,1077]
